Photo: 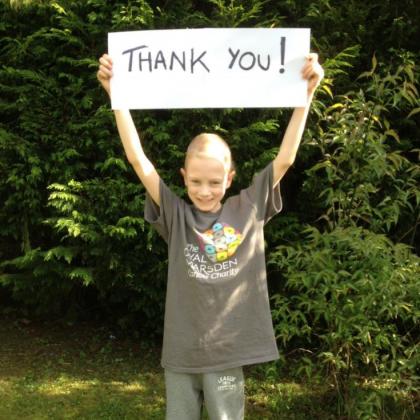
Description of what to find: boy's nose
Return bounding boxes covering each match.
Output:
[199,185,211,196]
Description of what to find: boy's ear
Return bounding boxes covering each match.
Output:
[180,168,186,184]
[226,170,236,188]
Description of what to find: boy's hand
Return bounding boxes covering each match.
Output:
[302,53,324,98]
[97,54,113,97]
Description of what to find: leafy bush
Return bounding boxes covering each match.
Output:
[269,226,419,418]
[298,50,420,245]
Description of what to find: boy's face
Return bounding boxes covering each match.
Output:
[181,156,234,213]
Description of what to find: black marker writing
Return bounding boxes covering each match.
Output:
[122,46,210,73]
[228,48,240,68]
[279,36,285,73]
[170,51,186,71]
[191,50,210,73]
[228,48,271,71]
[154,50,167,70]
[122,45,147,72]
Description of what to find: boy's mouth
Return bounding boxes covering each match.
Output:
[194,198,221,212]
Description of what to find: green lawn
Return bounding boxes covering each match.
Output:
[0,316,414,419]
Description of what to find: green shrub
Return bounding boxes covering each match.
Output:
[301,52,419,247]
[269,226,419,418]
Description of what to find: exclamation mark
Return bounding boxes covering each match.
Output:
[279,36,285,74]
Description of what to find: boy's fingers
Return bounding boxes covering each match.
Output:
[301,58,315,73]
[97,68,112,80]
[97,50,114,80]
[301,57,324,80]
[100,63,113,76]
[302,53,320,71]
[99,56,112,69]
[301,66,315,80]
[96,70,106,82]
[301,52,324,94]
[306,52,319,63]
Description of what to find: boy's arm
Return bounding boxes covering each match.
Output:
[272,53,324,187]
[97,54,160,206]
[114,109,160,206]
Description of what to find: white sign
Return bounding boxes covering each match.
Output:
[108,28,310,109]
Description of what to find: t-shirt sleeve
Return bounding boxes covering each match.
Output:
[243,162,282,224]
[144,179,180,243]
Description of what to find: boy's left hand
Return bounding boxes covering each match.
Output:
[302,53,324,98]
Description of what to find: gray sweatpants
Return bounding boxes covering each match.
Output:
[165,366,245,420]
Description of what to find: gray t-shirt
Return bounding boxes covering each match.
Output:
[145,162,282,373]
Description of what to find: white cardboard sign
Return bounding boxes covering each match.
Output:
[108,28,310,109]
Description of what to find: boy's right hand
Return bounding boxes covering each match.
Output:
[97,54,113,97]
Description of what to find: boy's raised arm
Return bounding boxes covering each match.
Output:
[97,54,160,206]
[272,53,324,187]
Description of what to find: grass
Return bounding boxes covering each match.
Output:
[0,315,416,419]
[0,316,165,419]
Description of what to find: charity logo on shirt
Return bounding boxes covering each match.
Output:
[184,222,243,281]
[198,222,242,262]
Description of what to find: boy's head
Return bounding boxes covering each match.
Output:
[181,133,235,213]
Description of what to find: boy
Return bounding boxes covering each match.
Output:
[97,52,323,420]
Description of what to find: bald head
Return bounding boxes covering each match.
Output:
[185,133,233,171]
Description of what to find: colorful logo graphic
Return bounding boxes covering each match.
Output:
[197,223,242,262]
